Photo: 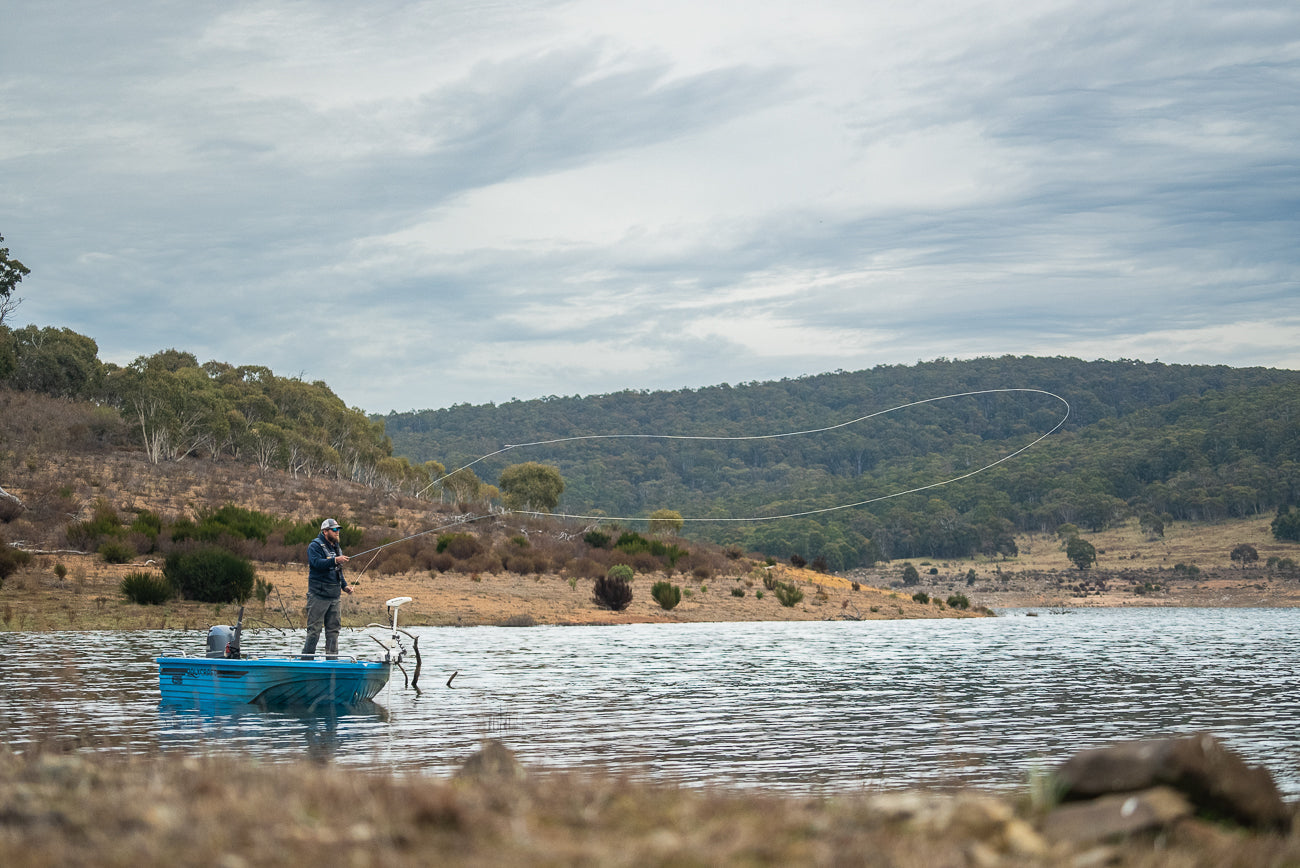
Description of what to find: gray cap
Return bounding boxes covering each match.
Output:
[320,518,341,531]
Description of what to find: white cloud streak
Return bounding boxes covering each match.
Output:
[2,0,1296,412]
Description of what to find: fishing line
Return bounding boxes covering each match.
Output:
[352,388,1068,564]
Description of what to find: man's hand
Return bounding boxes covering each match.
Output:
[344,585,354,595]
[336,554,350,564]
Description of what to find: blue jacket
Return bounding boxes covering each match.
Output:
[307,532,350,599]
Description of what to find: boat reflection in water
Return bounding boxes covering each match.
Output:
[157,698,391,764]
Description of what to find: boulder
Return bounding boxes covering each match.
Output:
[1042,786,1193,844]
[1055,733,1290,830]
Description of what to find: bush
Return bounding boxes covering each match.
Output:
[172,504,278,544]
[164,547,256,603]
[284,518,364,548]
[583,529,611,549]
[607,564,634,583]
[731,587,745,597]
[1230,543,1259,568]
[378,553,413,575]
[129,509,163,549]
[946,593,970,610]
[120,571,174,605]
[912,591,930,604]
[651,580,682,610]
[614,531,688,568]
[789,554,806,568]
[0,535,32,587]
[593,572,633,611]
[98,540,136,564]
[66,498,123,550]
[1272,506,1300,543]
[436,532,481,559]
[901,563,920,586]
[773,581,804,607]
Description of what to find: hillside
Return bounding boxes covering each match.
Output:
[383,356,1300,568]
[3,388,1298,634]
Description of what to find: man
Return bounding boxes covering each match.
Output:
[301,518,354,659]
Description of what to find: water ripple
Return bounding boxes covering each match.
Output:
[1,608,1297,795]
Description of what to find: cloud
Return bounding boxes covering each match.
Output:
[1,0,1296,413]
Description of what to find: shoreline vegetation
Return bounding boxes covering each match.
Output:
[3,734,1297,867]
[1,463,1297,632]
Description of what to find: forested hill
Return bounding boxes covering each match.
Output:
[382,357,1300,569]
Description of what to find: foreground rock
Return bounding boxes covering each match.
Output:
[1053,732,1292,832]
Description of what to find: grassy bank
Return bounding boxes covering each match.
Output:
[2,743,1296,868]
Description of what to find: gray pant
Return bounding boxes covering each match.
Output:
[301,592,341,658]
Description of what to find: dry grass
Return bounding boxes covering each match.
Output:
[3,447,1299,632]
[846,516,1300,611]
[2,745,1296,868]
[0,555,983,633]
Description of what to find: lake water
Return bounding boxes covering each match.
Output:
[2,608,1297,796]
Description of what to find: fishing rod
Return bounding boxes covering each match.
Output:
[346,387,1069,564]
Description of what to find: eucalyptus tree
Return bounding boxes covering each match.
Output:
[0,233,30,327]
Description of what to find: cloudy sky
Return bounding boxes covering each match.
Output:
[3,0,1297,414]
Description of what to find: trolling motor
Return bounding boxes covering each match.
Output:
[206,606,245,659]
[376,596,412,664]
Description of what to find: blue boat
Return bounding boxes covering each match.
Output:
[157,597,412,709]
[157,656,393,707]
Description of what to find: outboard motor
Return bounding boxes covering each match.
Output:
[206,607,245,659]
[206,625,236,658]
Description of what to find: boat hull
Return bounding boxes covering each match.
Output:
[157,657,392,708]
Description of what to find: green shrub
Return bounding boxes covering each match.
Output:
[607,564,634,583]
[1272,505,1300,543]
[0,535,32,588]
[285,518,363,548]
[583,529,611,549]
[774,581,804,607]
[66,498,123,550]
[946,593,970,610]
[173,504,278,544]
[129,509,163,543]
[651,581,682,610]
[731,587,745,597]
[254,577,276,606]
[901,563,920,586]
[593,571,633,611]
[613,531,688,567]
[912,591,930,604]
[98,540,136,564]
[164,547,256,603]
[120,571,174,605]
